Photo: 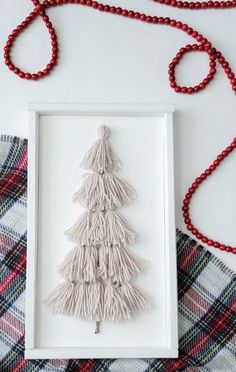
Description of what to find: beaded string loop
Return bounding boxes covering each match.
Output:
[4,0,58,80]
[3,0,236,253]
[170,44,217,94]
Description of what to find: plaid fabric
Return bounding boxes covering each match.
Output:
[0,135,235,372]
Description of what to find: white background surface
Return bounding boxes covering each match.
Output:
[36,115,169,350]
[0,0,236,271]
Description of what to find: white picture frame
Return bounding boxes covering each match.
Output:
[25,103,178,359]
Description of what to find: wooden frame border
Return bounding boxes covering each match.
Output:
[25,103,178,359]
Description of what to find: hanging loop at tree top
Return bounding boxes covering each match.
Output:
[99,125,110,139]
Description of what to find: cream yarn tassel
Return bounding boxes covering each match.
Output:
[45,281,76,315]
[103,281,149,321]
[73,172,136,209]
[57,244,147,283]
[58,245,99,282]
[45,125,149,332]
[98,245,147,282]
[65,210,136,247]
[80,125,121,173]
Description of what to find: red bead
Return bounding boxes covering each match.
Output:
[205,169,212,176]
[37,71,44,78]
[221,150,228,157]
[196,34,203,42]
[43,68,50,75]
[98,4,104,11]
[175,86,181,93]
[196,177,202,184]
[226,145,233,152]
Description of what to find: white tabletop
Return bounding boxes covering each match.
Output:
[1,0,236,271]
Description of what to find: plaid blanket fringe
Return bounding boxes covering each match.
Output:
[0,135,235,372]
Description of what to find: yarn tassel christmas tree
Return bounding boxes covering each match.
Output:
[45,125,149,333]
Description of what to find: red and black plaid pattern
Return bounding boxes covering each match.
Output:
[0,135,235,372]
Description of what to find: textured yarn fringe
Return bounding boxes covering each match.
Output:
[44,281,76,315]
[98,245,146,282]
[80,126,121,173]
[58,245,99,282]
[58,244,146,282]
[65,210,136,246]
[104,281,149,321]
[45,281,104,320]
[73,171,136,209]
[45,280,149,322]
[73,281,104,320]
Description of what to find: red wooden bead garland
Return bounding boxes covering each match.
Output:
[152,0,236,9]
[5,0,236,90]
[3,0,236,253]
[183,138,236,254]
